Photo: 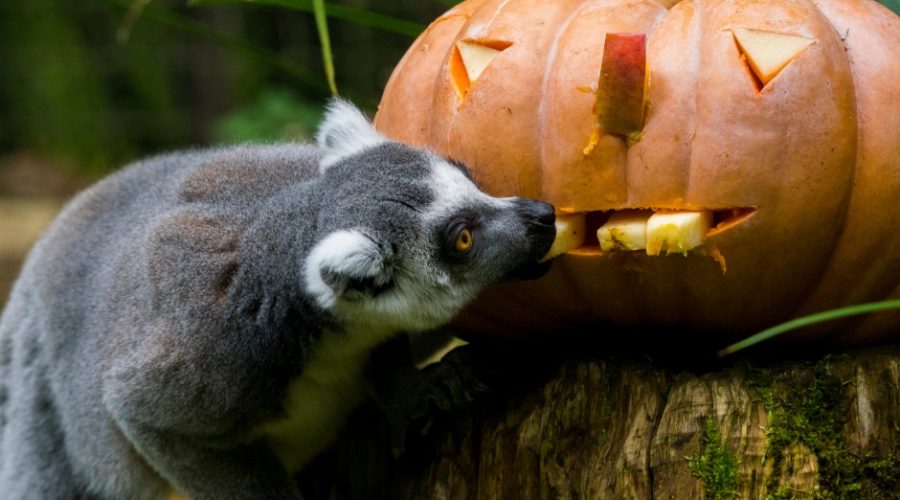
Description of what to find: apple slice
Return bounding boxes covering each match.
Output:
[733,28,814,85]
[645,210,712,256]
[594,33,648,140]
[597,210,652,252]
[541,213,587,261]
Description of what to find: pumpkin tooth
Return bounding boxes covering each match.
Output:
[645,210,713,256]
[597,210,652,252]
[540,213,586,261]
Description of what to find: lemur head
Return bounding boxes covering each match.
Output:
[304,99,555,333]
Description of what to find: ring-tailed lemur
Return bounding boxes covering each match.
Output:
[0,100,555,499]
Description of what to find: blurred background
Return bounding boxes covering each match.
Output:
[0,0,457,304]
[1,0,899,307]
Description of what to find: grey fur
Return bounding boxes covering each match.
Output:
[0,100,554,499]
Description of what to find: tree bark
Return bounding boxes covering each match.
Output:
[298,344,900,500]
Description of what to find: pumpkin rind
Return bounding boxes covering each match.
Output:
[375,0,900,344]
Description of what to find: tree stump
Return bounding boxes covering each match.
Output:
[298,342,900,499]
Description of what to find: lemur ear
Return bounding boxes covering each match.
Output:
[316,98,385,173]
[304,229,394,309]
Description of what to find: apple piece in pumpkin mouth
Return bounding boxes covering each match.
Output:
[597,209,652,252]
[645,210,713,256]
[541,213,587,261]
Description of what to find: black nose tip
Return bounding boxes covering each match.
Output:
[515,199,555,226]
[535,201,555,226]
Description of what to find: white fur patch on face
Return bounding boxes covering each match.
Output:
[424,156,513,224]
[303,229,389,310]
[316,99,385,173]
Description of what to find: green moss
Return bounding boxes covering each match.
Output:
[687,418,740,500]
[749,356,900,500]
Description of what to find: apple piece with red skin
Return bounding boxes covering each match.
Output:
[595,33,648,140]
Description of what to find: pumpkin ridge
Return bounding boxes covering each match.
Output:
[786,0,861,324]
[790,0,900,338]
[619,1,670,208]
[538,0,597,203]
[680,0,706,210]
[487,0,514,28]
[747,0,858,327]
[626,0,698,209]
[429,0,488,157]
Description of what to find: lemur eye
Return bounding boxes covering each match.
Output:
[453,227,474,253]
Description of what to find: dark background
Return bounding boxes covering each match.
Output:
[0,0,456,304]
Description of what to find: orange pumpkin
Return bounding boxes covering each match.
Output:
[375,0,900,345]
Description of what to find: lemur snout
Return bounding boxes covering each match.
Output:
[514,199,556,253]
[507,198,556,280]
[514,198,556,227]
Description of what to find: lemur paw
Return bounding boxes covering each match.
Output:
[367,336,489,458]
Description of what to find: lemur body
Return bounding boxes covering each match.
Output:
[0,101,555,499]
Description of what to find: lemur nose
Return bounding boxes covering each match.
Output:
[514,199,556,226]
[534,202,555,226]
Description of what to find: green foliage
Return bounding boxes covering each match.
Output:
[687,419,741,500]
[213,88,323,142]
[115,0,328,92]
[190,0,425,37]
[0,0,122,173]
[878,0,900,15]
[750,358,900,499]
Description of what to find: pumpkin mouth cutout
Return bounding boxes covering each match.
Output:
[560,207,757,256]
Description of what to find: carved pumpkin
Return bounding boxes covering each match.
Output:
[375,0,900,344]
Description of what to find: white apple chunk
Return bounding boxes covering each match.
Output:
[597,210,652,252]
[733,28,815,85]
[456,41,502,83]
[541,213,586,261]
[645,210,713,256]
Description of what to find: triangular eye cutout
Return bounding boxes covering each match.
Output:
[733,28,815,87]
[450,40,511,99]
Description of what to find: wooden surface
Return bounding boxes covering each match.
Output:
[299,343,900,500]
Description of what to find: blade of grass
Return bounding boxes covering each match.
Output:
[189,0,425,37]
[312,0,337,96]
[717,299,900,357]
[117,0,154,43]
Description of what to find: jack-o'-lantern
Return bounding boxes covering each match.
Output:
[374,0,900,345]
